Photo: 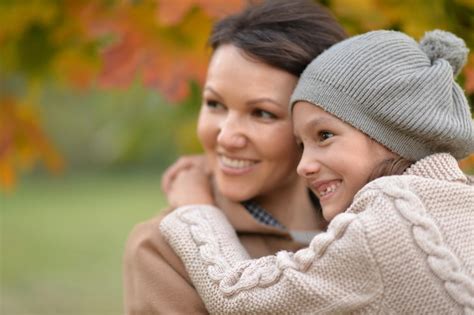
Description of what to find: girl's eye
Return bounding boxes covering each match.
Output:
[253,109,276,120]
[319,131,334,141]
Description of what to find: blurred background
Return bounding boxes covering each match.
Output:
[1,0,473,314]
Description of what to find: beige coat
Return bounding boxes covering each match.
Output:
[123,188,315,314]
[161,154,474,314]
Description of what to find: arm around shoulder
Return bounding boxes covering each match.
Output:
[160,205,384,314]
[123,211,208,314]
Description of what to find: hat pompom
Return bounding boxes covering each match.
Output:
[419,30,469,77]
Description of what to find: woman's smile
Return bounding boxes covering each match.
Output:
[197,44,301,202]
[218,154,259,175]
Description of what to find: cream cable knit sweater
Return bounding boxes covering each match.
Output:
[160,154,474,314]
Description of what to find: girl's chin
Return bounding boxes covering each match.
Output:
[322,206,344,221]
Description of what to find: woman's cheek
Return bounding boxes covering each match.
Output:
[197,111,218,150]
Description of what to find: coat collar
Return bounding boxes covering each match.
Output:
[403,153,469,184]
[212,183,291,238]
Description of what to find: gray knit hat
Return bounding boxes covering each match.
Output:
[290,30,474,161]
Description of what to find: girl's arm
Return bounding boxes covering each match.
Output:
[165,164,215,208]
[161,154,210,194]
[160,204,383,314]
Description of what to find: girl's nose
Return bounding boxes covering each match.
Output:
[297,151,321,178]
[217,116,247,150]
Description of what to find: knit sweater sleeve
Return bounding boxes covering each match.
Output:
[160,204,383,314]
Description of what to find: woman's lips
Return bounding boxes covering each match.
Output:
[218,155,259,175]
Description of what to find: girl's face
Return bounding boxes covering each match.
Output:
[198,44,301,202]
[293,101,396,221]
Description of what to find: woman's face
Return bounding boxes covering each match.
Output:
[198,44,301,202]
[293,101,396,221]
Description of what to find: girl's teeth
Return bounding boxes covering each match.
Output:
[319,183,338,197]
[221,156,255,169]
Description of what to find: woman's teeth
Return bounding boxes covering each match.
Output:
[220,156,256,169]
[319,183,339,197]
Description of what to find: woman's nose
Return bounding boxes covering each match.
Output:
[217,115,247,149]
[297,151,321,178]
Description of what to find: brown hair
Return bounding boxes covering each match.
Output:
[209,0,347,76]
[368,157,415,182]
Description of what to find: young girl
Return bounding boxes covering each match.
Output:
[123,1,346,313]
[160,30,474,314]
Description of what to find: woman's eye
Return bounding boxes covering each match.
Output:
[319,131,334,141]
[205,100,224,110]
[253,109,276,119]
[297,141,304,150]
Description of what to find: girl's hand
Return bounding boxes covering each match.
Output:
[161,154,210,194]
[166,165,214,208]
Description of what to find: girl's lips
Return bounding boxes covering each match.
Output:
[310,179,341,201]
[218,155,259,176]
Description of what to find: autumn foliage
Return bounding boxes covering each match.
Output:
[1,0,473,191]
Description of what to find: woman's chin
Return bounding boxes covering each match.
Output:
[219,186,255,203]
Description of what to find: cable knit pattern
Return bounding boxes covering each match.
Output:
[178,206,358,296]
[178,209,233,277]
[160,154,474,314]
[366,177,474,312]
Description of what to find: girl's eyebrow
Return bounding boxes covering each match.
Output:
[308,116,333,127]
[294,116,333,138]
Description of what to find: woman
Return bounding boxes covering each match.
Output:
[123,0,346,313]
[161,30,474,314]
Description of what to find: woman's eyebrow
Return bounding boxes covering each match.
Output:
[203,88,284,108]
[246,98,284,107]
[203,86,224,100]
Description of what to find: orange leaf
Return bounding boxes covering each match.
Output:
[155,0,196,26]
[459,154,474,174]
[94,0,246,101]
[155,0,244,26]
[98,32,144,88]
[464,55,474,94]
[196,0,245,18]
[53,48,99,88]
[0,96,65,191]
[0,158,15,192]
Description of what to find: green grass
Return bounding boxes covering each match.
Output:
[1,170,167,314]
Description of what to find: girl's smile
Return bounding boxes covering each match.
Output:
[310,179,342,201]
[293,101,397,221]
